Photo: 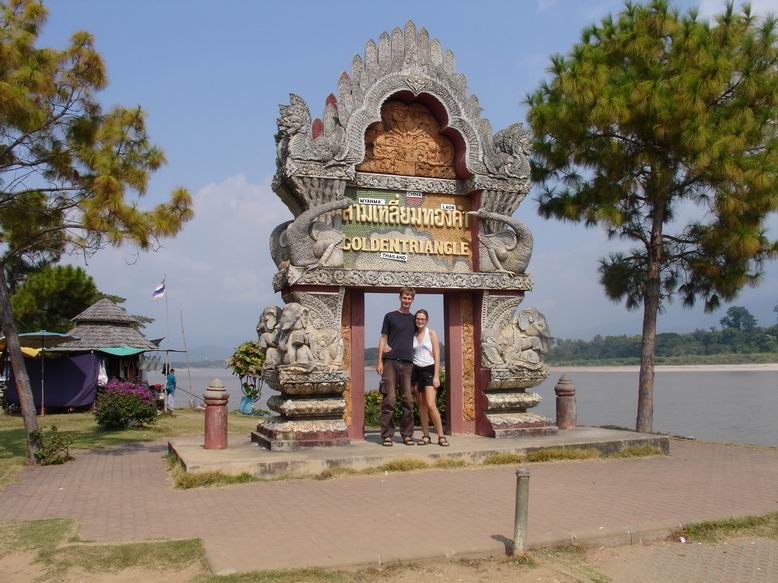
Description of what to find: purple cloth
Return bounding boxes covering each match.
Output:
[6,352,99,408]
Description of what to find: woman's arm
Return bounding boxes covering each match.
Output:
[431,329,441,388]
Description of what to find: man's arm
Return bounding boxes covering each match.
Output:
[376,334,387,375]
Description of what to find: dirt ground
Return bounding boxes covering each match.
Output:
[2,535,776,582]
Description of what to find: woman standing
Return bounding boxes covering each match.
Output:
[412,309,449,446]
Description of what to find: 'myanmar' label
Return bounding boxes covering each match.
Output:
[358,197,385,205]
[380,252,408,262]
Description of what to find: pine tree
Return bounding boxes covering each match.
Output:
[11,265,100,333]
[0,0,193,460]
[527,1,778,432]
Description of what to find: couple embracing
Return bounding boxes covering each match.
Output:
[376,287,449,447]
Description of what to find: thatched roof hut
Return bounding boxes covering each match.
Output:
[53,299,156,352]
[5,299,158,411]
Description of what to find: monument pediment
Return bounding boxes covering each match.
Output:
[272,21,531,219]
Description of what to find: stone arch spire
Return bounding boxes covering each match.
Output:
[272,21,531,218]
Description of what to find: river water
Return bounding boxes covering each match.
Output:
[149,367,778,447]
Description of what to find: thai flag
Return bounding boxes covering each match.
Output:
[152,279,166,300]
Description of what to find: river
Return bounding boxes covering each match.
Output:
[149,367,778,447]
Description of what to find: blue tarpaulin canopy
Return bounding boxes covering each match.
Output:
[98,346,147,356]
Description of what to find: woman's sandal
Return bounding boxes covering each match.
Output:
[383,437,393,447]
[417,435,431,446]
[403,437,416,446]
[438,437,450,447]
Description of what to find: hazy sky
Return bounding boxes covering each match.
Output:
[41,0,778,356]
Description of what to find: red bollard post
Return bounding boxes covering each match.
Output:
[204,378,229,449]
[554,374,577,430]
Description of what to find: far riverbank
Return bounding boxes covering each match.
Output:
[552,363,778,373]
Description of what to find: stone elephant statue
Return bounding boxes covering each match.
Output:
[509,307,550,364]
[468,208,533,275]
[269,198,351,269]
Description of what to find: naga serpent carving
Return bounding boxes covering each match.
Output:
[468,208,533,275]
[269,198,352,269]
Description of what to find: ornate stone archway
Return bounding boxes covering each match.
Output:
[253,22,555,451]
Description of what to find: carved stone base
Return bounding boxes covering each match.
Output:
[251,418,349,451]
[266,395,346,418]
[486,413,558,438]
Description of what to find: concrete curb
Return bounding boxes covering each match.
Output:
[168,428,670,479]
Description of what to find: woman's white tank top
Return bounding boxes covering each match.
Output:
[413,327,435,367]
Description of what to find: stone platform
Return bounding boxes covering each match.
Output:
[168,426,669,480]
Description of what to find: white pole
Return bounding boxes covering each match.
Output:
[180,310,194,402]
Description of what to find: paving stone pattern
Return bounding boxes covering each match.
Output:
[0,440,776,576]
[593,538,778,583]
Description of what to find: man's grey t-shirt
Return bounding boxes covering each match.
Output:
[381,310,415,362]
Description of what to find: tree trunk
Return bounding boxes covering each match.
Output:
[0,267,39,462]
[636,202,665,434]
[636,269,659,433]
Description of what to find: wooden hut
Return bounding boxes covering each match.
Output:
[53,298,157,380]
[4,299,157,411]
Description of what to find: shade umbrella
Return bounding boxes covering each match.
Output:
[0,330,80,415]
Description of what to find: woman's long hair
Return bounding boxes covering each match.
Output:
[415,309,429,334]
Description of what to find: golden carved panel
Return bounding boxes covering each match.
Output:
[461,293,475,421]
[341,293,352,425]
[357,101,456,179]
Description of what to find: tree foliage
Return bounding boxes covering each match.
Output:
[719,305,758,331]
[10,264,100,332]
[0,0,193,461]
[549,323,778,362]
[527,0,778,431]
[228,341,265,400]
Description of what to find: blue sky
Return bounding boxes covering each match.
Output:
[41,0,778,356]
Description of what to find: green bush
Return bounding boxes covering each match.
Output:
[94,381,158,430]
[364,370,447,427]
[30,425,73,465]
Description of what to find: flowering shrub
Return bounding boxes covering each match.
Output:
[94,381,158,430]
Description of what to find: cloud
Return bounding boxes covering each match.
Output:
[66,175,292,353]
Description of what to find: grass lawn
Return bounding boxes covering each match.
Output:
[0,409,262,488]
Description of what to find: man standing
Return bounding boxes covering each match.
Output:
[376,288,416,446]
[165,368,176,414]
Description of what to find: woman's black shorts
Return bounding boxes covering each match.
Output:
[412,364,436,389]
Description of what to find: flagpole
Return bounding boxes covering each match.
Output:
[163,274,169,344]
[179,310,194,403]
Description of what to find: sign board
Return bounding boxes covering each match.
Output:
[341,186,472,273]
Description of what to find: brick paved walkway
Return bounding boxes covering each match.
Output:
[590,537,778,583]
[0,440,776,575]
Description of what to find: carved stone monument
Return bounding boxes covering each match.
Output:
[253,21,556,450]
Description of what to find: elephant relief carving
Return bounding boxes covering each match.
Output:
[482,307,550,369]
[257,302,343,371]
[468,208,534,275]
[269,198,351,269]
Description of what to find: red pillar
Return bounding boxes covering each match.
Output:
[348,290,365,440]
[473,290,493,436]
[204,379,229,449]
[444,293,464,434]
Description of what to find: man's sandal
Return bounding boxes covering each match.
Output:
[417,435,431,446]
[383,437,393,447]
[438,437,450,447]
[403,437,416,446]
